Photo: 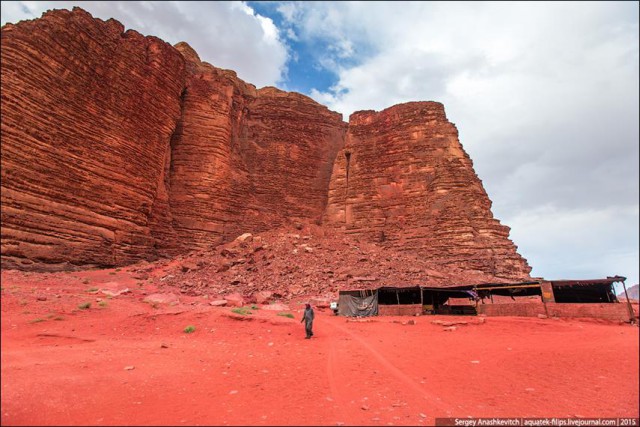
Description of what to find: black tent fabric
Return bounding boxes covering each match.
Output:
[338,293,378,317]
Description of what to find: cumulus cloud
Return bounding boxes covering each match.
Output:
[0,1,289,88]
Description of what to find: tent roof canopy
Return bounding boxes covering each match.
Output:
[549,276,626,287]
[338,277,624,294]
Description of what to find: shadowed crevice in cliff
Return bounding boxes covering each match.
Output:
[147,85,189,259]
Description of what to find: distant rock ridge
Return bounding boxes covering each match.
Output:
[618,284,639,300]
[0,7,531,282]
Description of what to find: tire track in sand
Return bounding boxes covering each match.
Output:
[323,318,454,419]
[326,339,350,424]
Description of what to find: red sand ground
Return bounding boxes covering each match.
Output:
[1,268,638,426]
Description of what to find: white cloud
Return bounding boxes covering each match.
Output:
[0,1,289,88]
[507,204,639,294]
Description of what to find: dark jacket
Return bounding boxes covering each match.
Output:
[302,307,314,323]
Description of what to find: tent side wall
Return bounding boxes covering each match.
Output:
[337,292,378,317]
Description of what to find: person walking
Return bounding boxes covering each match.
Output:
[300,303,314,339]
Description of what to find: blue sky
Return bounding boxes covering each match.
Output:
[2,1,638,293]
[247,1,340,95]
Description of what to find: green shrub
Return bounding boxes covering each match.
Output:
[184,325,196,333]
[277,312,295,319]
[231,307,252,316]
[78,302,91,310]
[250,304,259,310]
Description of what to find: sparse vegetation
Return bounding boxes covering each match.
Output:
[78,302,91,310]
[108,271,116,275]
[277,312,295,319]
[82,278,90,284]
[86,287,99,293]
[98,301,108,308]
[250,304,259,310]
[231,307,252,316]
[53,316,64,321]
[30,318,45,323]
[115,268,121,272]
[184,325,196,333]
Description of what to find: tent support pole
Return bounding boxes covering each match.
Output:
[622,280,635,323]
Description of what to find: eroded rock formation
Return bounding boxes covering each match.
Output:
[0,8,344,269]
[1,7,531,282]
[324,102,531,279]
[1,8,185,269]
[164,42,345,255]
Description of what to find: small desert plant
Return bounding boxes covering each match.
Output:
[184,325,196,333]
[82,278,90,284]
[86,287,99,293]
[30,318,45,323]
[115,268,121,272]
[98,301,108,308]
[53,316,64,321]
[231,307,252,316]
[277,312,295,319]
[250,304,259,310]
[78,302,91,310]
[108,271,116,275]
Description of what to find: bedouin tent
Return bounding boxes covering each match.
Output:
[337,289,378,317]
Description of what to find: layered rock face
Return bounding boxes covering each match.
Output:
[1,8,186,269]
[324,102,531,280]
[1,7,530,282]
[0,8,345,269]
[163,43,345,254]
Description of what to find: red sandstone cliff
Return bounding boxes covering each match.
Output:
[1,7,531,283]
[0,7,345,269]
[163,43,345,255]
[1,8,186,269]
[324,102,531,280]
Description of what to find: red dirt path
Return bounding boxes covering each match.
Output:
[1,269,638,426]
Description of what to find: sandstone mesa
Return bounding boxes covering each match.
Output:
[0,7,532,286]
